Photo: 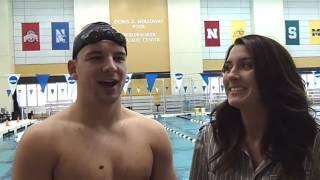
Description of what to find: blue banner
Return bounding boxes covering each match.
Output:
[36,74,49,93]
[285,20,300,45]
[145,73,158,92]
[200,73,209,86]
[52,22,69,50]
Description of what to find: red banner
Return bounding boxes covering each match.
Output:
[204,21,220,47]
[22,23,40,51]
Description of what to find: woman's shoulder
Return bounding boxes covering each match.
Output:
[313,127,320,149]
[196,121,216,145]
[198,120,214,134]
[308,127,320,178]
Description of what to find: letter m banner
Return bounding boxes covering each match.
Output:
[204,21,220,47]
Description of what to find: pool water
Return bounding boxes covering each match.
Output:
[157,115,208,179]
[0,136,16,180]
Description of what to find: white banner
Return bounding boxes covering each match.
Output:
[123,73,133,94]
[8,74,20,95]
[175,73,184,91]
[65,74,77,101]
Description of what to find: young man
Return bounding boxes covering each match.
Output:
[13,22,177,180]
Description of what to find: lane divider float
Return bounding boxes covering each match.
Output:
[162,124,196,143]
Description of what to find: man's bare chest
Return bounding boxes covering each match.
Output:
[52,132,153,180]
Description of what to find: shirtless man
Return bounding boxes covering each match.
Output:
[13,22,177,180]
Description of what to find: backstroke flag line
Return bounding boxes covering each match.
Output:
[145,73,158,93]
[7,74,20,95]
[65,74,77,100]
[200,73,209,86]
[175,73,184,91]
[123,73,133,94]
[36,74,50,93]
[6,89,11,97]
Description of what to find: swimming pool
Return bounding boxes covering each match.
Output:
[0,136,15,180]
[0,115,209,180]
[157,115,209,179]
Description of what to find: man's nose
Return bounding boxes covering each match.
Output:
[102,56,117,72]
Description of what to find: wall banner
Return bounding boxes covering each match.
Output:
[231,20,246,43]
[285,20,300,45]
[52,22,70,50]
[22,23,40,51]
[204,21,220,47]
[310,20,320,45]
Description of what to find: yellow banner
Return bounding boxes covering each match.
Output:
[310,20,320,45]
[231,20,246,43]
[110,0,169,72]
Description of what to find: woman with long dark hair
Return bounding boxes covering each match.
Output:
[190,34,320,180]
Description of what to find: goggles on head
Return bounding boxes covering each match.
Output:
[72,22,127,59]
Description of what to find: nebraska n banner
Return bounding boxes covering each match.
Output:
[22,23,40,51]
[310,20,320,45]
[204,21,220,47]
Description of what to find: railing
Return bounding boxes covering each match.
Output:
[34,88,320,117]
[121,93,226,115]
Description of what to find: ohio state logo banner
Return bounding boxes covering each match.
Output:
[22,22,40,51]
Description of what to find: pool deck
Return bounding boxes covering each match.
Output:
[0,119,37,138]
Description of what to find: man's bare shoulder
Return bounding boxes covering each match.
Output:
[123,108,165,133]
[12,110,72,180]
[20,108,74,144]
[122,108,176,179]
[122,108,169,145]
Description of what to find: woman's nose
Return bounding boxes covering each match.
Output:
[228,66,240,79]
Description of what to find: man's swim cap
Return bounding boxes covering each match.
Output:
[72,22,127,59]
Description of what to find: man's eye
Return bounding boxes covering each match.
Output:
[114,56,125,62]
[88,56,103,60]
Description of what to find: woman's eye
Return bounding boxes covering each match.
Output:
[223,64,232,73]
[241,63,253,70]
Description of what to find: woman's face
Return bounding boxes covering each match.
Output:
[223,45,262,109]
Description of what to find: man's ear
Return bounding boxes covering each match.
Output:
[67,60,78,80]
